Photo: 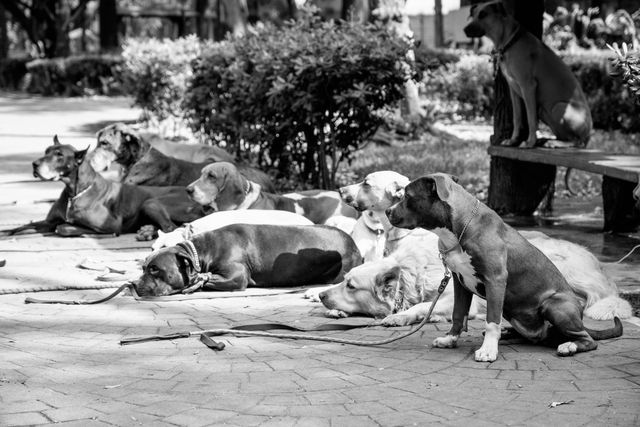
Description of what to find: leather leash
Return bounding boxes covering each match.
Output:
[120,268,452,351]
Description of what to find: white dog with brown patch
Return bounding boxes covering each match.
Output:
[317,171,631,324]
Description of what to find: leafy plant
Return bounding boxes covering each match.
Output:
[608,42,640,101]
[184,10,416,189]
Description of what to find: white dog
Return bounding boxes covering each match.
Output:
[151,209,313,251]
[319,229,631,324]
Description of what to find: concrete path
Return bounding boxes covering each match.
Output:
[1,93,639,426]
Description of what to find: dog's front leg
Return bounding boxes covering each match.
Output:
[502,87,526,147]
[520,82,539,148]
[475,272,507,362]
[433,278,473,349]
[201,263,251,291]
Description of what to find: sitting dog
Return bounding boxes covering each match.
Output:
[151,209,313,251]
[186,162,357,224]
[464,1,592,148]
[136,224,363,296]
[339,171,429,261]
[4,137,204,237]
[386,173,622,361]
[319,229,631,324]
[123,147,274,191]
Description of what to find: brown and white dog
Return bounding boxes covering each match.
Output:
[464,1,592,148]
[386,173,622,360]
[186,162,357,225]
[318,229,631,325]
[136,224,362,296]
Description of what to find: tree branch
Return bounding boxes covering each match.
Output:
[2,0,37,45]
[69,0,92,25]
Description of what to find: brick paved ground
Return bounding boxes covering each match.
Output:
[1,94,639,426]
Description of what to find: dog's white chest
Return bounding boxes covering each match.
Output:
[434,228,484,298]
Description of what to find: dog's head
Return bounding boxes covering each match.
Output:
[339,171,410,212]
[32,135,88,181]
[92,123,145,173]
[319,257,425,318]
[464,1,509,38]
[386,173,461,231]
[123,148,169,186]
[135,244,199,296]
[186,162,247,211]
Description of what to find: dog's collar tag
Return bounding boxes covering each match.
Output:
[491,25,524,78]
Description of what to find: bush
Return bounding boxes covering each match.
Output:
[0,56,31,90]
[184,12,416,189]
[562,50,640,132]
[24,55,124,96]
[413,45,460,74]
[122,35,207,122]
[421,53,494,120]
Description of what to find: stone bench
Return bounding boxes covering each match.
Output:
[488,146,640,232]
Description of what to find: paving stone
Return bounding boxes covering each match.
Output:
[0,411,50,426]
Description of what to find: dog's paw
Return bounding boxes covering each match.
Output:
[556,341,578,357]
[325,309,349,319]
[136,225,157,241]
[380,314,414,327]
[433,335,458,348]
[474,346,498,362]
[500,138,521,147]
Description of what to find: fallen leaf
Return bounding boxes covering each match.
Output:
[549,400,574,408]
[104,384,122,389]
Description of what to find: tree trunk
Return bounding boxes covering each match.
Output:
[434,0,444,47]
[0,3,7,60]
[487,0,552,216]
[99,0,118,52]
[195,0,209,38]
[54,0,71,57]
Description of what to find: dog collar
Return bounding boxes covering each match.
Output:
[392,274,427,314]
[362,211,385,236]
[439,198,481,257]
[244,179,251,195]
[490,25,524,78]
[178,240,201,272]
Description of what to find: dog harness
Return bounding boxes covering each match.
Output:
[491,25,525,78]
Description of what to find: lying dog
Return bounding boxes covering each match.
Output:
[339,171,430,261]
[91,123,274,191]
[136,224,363,296]
[319,229,631,324]
[123,147,275,191]
[386,173,622,360]
[151,209,313,251]
[4,137,204,237]
[186,162,357,224]
[464,1,592,148]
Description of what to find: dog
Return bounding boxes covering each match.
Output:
[123,147,275,191]
[386,173,622,361]
[464,1,592,148]
[186,162,357,225]
[136,224,363,296]
[91,123,274,191]
[319,229,631,324]
[339,171,432,261]
[4,136,205,237]
[151,209,313,251]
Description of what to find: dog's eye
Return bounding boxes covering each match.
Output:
[208,173,216,179]
[55,151,62,157]
[478,10,487,19]
[346,281,355,290]
[148,265,159,274]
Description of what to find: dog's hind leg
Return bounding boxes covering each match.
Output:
[141,199,177,232]
[541,292,597,356]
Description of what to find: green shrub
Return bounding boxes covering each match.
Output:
[25,55,124,96]
[184,12,416,189]
[413,45,460,73]
[0,56,31,89]
[562,50,640,133]
[122,35,207,121]
[421,53,494,120]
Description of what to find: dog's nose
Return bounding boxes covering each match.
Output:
[32,160,40,168]
[385,208,393,218]
[185,186,194,195]
[319,292,327,302]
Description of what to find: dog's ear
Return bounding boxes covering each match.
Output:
[175,243,198,274]
[53,135,61,145]
[428,173,456,202]
[384,177,410,203]
[213,163,246,210]
[75,147,89,164]
[488,1,509,17]
[374,267,400,301]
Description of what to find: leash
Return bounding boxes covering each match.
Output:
[615,245,640,264]
[120,269,452,351]
[24,282,134,305]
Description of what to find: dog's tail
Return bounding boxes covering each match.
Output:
[585,316,623,340]
[584,295,633,320]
